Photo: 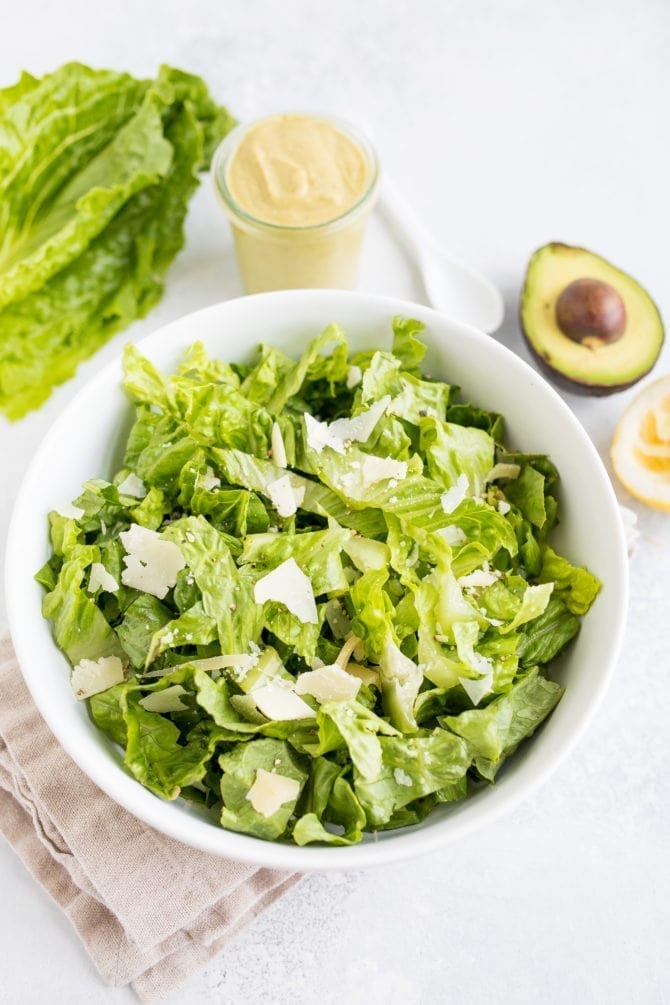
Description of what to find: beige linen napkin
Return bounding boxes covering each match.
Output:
[0,635,299,1000]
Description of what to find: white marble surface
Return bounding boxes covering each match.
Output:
[1,1,669,1002]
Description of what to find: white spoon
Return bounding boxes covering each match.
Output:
[377,176,505,334]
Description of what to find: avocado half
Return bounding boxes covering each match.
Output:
[520,243,664,395]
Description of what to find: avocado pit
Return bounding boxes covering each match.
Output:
[555,278,626,346]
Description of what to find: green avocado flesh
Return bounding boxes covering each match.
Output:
[520,243,664,394]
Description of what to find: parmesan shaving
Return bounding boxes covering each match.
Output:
[200,466,221,490]
[459,671,494,706]
[267,473,305,518]
[119,524,186,599]
[485,463,521,482]
[295,663,361,703]
[438,525,467,547]
[88,562,119,594]
[253,558,318,624]
[140,684,189,713]
[304,413,346,455]
[441,474,469,514]
[271,421,288,468]
[71,656,124,700]
[117,472,147,498]
[457,568,499,589]
[329,395,391,444]
[252,680,314,720]
[360,454,407,487]
[393,767,413,788]
[246,769,300,818]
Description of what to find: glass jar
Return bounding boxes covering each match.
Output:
[212,114,379,293]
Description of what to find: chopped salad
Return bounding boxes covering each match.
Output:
[37,317,601,844]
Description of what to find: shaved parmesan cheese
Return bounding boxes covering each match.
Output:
[304,413,346,455]
[143,652,259,679]
[459,671,493,706]
[441,474,469,514]
[295,663,361,703]
[346,663,380,688]
[117,472,147,498]
[267,473,305,518]
[120,524,185,599]
[57,502,84,520]
[497,499,511,515]
[329,395,391,445]
[200,466,221,490]
[246,768,300,817]
[88,562,119,594]
[439,525,467,547]
[252,680,314,720]
[360,454,407,487]
[485,463,521,482]
[305,397,391,456]
[346,364,363,389]
[393,767,413,787]
[71,656,124,700]
[140,684,189,713]
[253,558,318,624]
[457,568,498,589]
[271,421,288,468]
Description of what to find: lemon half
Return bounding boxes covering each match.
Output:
[611,375,670,511]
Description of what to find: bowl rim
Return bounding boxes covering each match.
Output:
[5,290,629,871]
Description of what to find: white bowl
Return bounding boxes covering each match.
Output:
[6,291,628,870]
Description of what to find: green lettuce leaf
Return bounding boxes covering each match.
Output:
[420,415,495,495]
[293,759,366,846]
[162,515,263,653]
[539,546,602,615]
[391,315,427,372]
[354,729,471,827]
[121,689,225,800]
[218,738,308,840]
[42,549,123,665]
[517,597,581,666]
[443,667,564,780]
[0,63,235,419]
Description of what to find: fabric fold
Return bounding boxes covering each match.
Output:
[0,634,299,1001]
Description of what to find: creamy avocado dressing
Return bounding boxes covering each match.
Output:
[213,114,378,293]
[226,115,369,227]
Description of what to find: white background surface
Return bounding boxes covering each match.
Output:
[1,2,669,1003]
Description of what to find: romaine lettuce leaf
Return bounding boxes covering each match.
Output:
[0,63,235,419]
[442,667,564,779]
[219,739,308,840]
[420,415,495,495]
[42,550,123,665]
[354,729,471,827]
[293,760,366,846]
[516,597,581,666]
[539,546,602,615]
[162,515,263,653]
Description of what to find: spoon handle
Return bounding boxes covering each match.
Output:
[376,175,441,258]
[377,175,504,334]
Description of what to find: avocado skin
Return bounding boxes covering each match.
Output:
[519,242,665,396]
[521,321,657,396]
